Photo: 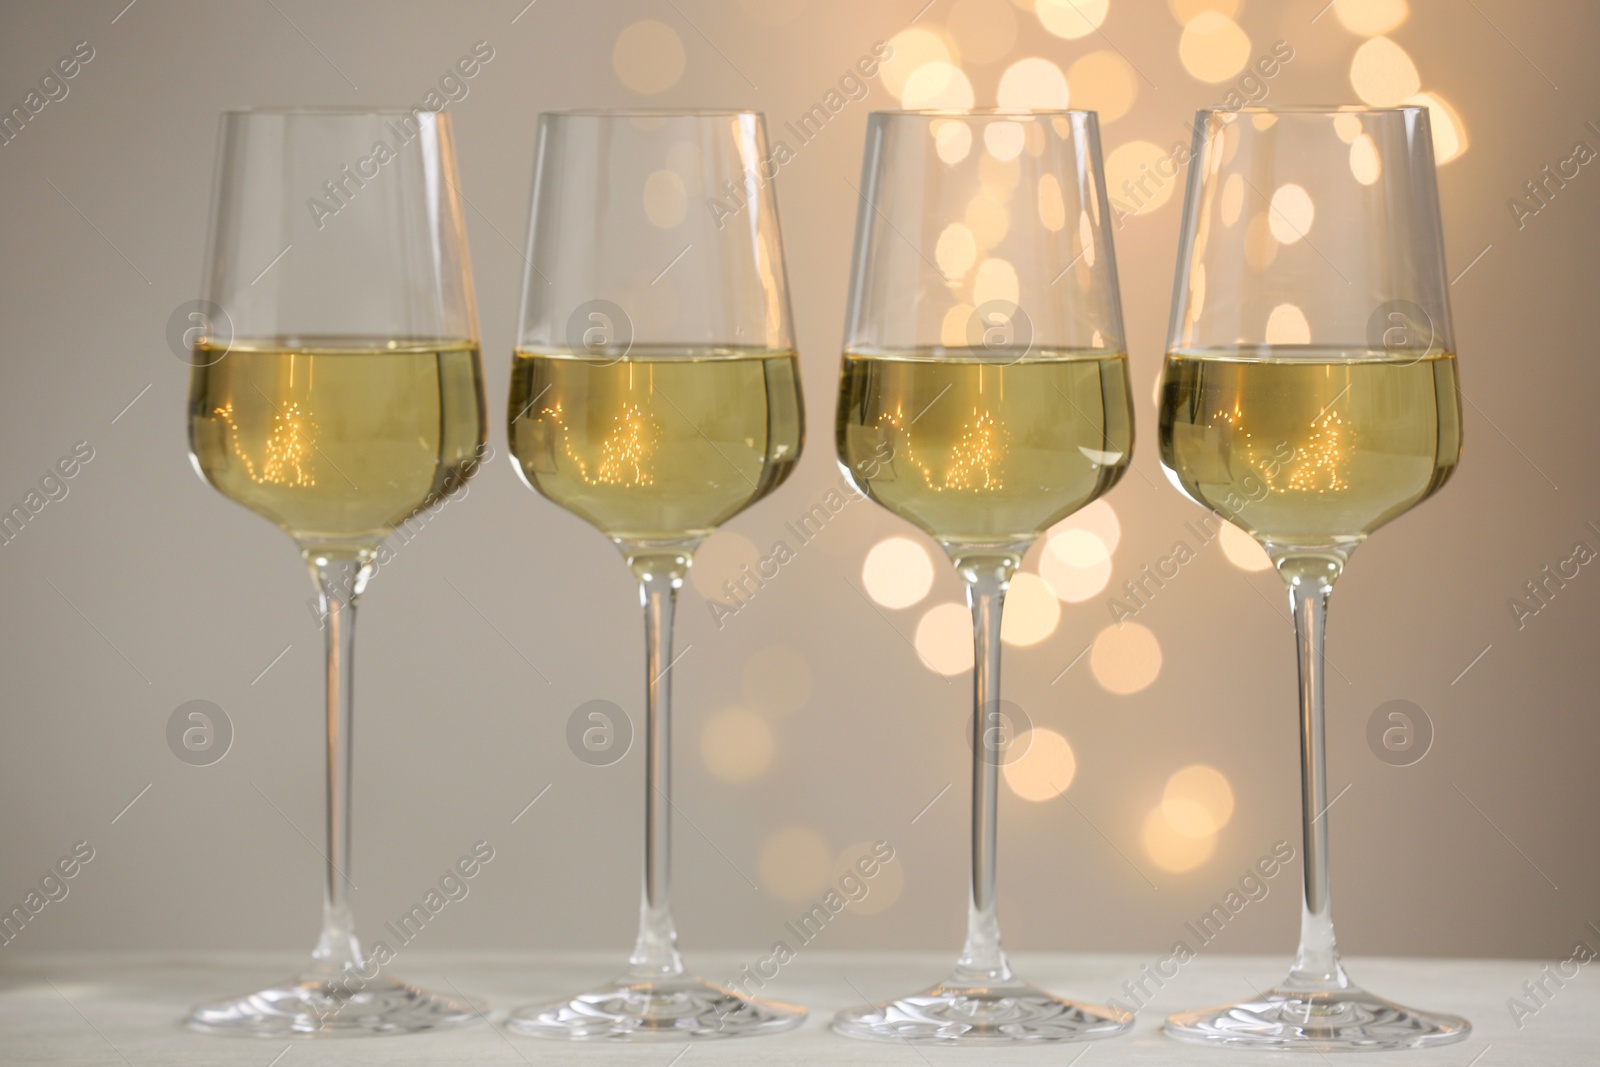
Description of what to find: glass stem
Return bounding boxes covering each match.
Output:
[308,554,371,977]
[625,546,694,979]
[953,554,1018,986]
[1277,553,1351,993]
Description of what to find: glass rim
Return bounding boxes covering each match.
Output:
[220,105,448,117]
[539,107,762,118]
[1196,104,1427,116]
[871,107,1094,119]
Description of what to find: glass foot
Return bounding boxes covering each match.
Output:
[1164,984,1470,1051]
[506,973,806,1040]
[187,972,487,1037]
[833,978,1133,1044]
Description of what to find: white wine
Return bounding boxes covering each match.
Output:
[837,348,1133,552]
[189,337,486,554]
[508,347,803,543]
[1159,347,1461,551]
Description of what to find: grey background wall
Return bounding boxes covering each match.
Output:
[1,0,1595,969]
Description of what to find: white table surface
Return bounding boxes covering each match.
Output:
[1,951,1590,1065]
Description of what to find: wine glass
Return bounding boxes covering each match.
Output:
[185,108,488,1036]
[833,109,1134,1044]
[504,110,806,1040]
[1157,106,1468,1050]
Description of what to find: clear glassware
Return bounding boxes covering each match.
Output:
[832,109,1134,1044]
[504,110,806,1040]
[185,108,488,1037]
[1157,106,1469,1051]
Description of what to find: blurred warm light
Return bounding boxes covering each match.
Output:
[1220,521,1272,571]
[1349,133,1381,185]
[1037,174,1067,231]
[1251,112,1277,131]
[965,191,1010,249]
[1049,498,1121,554]
[1244,212,1278,269]
[1065,51,1138,124]
[1105,140,1177,214]
[740,645,814,718]
[973,257,1020,308]
[984,120,1027,161]
[1168,0,1238,21]
[834,840,905,915]
[701,708,775,782]
[1220,172,1244,226]
[948,0,1019,65]
[979,150,1022,194]
[1049,528,1110,567]
[882,28,955,99]
[613,21,686,94]
[759,826,832,902]
[1142,805,1216,872]
[690,530,759,599]
[1040,543,1112,602]
[902,61,976,109]
[1076,211,1097,267]
[1349,36,1419,106]
[1405,91,1468,164]
[942,302,976,346]
[936,222,979,281]
[1333,0,1407,36]
[1268,182,1314,244]
[997,57,1071,109]
[934,119,974,164]
[1004,727,1077,801]
[1090,622,1161,694]
[1179,12,1251,83]
[915,602,974,675]
[1333,112,1364,144]
[1036,0,1109,40]
[1265,302,1311,344]
[642,169,687,228]
[1162,764,1235,837]
[863,536,937,609]
[1001,573,1061,646]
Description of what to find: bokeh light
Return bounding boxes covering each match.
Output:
[1040,542,1112,602]
[1268,183,1314,244]
[1049,499,1121,554]
[881,28,955,99]
[902,61,976,109]
[942,302,976,346]
[690,530,760,600]
[1220,172,1244,226]
[936,221,979,280]
[1333,0,1408,37]
[1142,804,1216,872]
[1265,302,1311,344]
[1405,91,1468,164]
[947,0,1019,65]
[613,21,686,94]
[1090,622,1162,694]
[740,645,814,718]
[984,120,1027,161]
[1004,727,1077,800]
[1349,36,1420,106]
[863,536,937,609]
[701,708,775,782]
[1244,211,1278,269]
[997,57,1071,110]
[642,169,687,228]
[1349,132,1381,185]
[1036,0,1109,39]
[1162,764,1235,837]
[1066,51,1138,124]
[759,826,832,902]
[1037,173,1067,231]
[1001,572,1061,646]
[935,119,974,164]
[973,257,1020,308]
[966,190,1010,249]
[833,840,905,915]
[1105,140,1178,215]
[1179,12,1251,83]
[1168,0,1238,21]
[1220,521,1273,571]
[916,602,974,676]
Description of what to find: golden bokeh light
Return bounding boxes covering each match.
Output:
[740,645,814,718]
[882,28,955,99]
[1179,12,1251,84]
[1040,541,1112,602]
[1349,36,1420,106]
[612,20,686,94]
[690,530,760,600]
[1142,804,1216,872]
[902,61,976,109]
[833,840,905,915]
[1037,173,1067,231]
[642,169,687,228]
[1220,521,1273,571]
[1090,621,1162,694]
[1349,132,1381,185]
[1049,498,1121,554]
[1220,172,1244,226]
[936,221,979,280]
[1405,91,1468,164]
[942,302,976,346]
[1004,727,1077,801]
[947,0,1020,64]
[1162,764,1235,838]
[1036,0,1109,39]
[759,826,833,902]
[1066,51,1138,124]
[863,536,937,609]
[965,190,1010,249]
[1333,111,1364,144]
[1333,0,1408,37]
[1048,528,1111,567]
[1000,572,1061,647]
[701,708,775,782]
[984,120,1027,162]
[1105,140,1178,215]
[973,257,1020,309]
[1265,302,1311,344]
[1244,211,1278,269]
[1268,182,1314,244]
[935,119,974,164]
[915,601,975,676]
[997,57,1071,110]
